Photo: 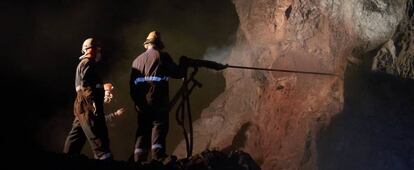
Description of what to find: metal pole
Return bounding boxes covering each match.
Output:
[226,65,338,77]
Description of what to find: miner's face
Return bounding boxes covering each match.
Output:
[85,46,102,62]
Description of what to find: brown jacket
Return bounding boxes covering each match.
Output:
[130,48,183,111]
[75,58,104,115]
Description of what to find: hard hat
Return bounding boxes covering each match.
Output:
[81,38,100,54]
[143,31,164,49]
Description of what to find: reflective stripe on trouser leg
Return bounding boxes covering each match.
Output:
[151,110,168,160]
[134,148,147,154]
[134,148,148,162]
[134,106,152,162]
[152,144,163,150]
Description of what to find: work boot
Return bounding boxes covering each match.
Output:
[134,151,149,163]
[152,150,169,164]
[163,155,178,168]
[144,159,165,170]
[153,152,169,163]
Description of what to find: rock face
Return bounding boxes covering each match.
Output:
[175,0,411,169]
[372,1,414,78]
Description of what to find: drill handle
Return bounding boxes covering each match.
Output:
[180,56,228,70]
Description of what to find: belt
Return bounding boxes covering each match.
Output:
[76,84,103,92]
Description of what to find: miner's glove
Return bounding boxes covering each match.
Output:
[114,107,126,116]
[104,83,114,104]
[179,56,191,68]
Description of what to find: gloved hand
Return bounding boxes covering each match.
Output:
[179,56,192,68]
[114,107,126,116]
[104,83,114,104]
[105,107,126,122]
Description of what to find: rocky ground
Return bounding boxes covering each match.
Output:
[19,149,259,170]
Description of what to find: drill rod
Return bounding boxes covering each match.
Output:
[226,65,338,77]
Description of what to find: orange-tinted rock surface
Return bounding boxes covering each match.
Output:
[175,0,413,169]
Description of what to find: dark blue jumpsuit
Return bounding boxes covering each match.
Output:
[130,48,183,161]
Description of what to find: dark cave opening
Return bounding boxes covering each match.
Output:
[317,3,414,168]
[317,48,414,170]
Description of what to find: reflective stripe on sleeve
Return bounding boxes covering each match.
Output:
[134,76,169,85]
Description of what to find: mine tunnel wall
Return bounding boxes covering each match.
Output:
[175,0,414,169]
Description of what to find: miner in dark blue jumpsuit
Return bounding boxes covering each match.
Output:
[63,38,112,160]
[130,31,184,162]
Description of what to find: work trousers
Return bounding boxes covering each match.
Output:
[134,105,169,162]
[63,91,112,160]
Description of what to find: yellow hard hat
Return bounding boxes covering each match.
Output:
[81,38,100,54]
[143,31,164,49]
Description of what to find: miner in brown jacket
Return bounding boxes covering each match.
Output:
[130,31,184,162]
[63,38,113,160]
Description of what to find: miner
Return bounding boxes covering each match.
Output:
[130,31,184,162]
[63,38,113,160]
